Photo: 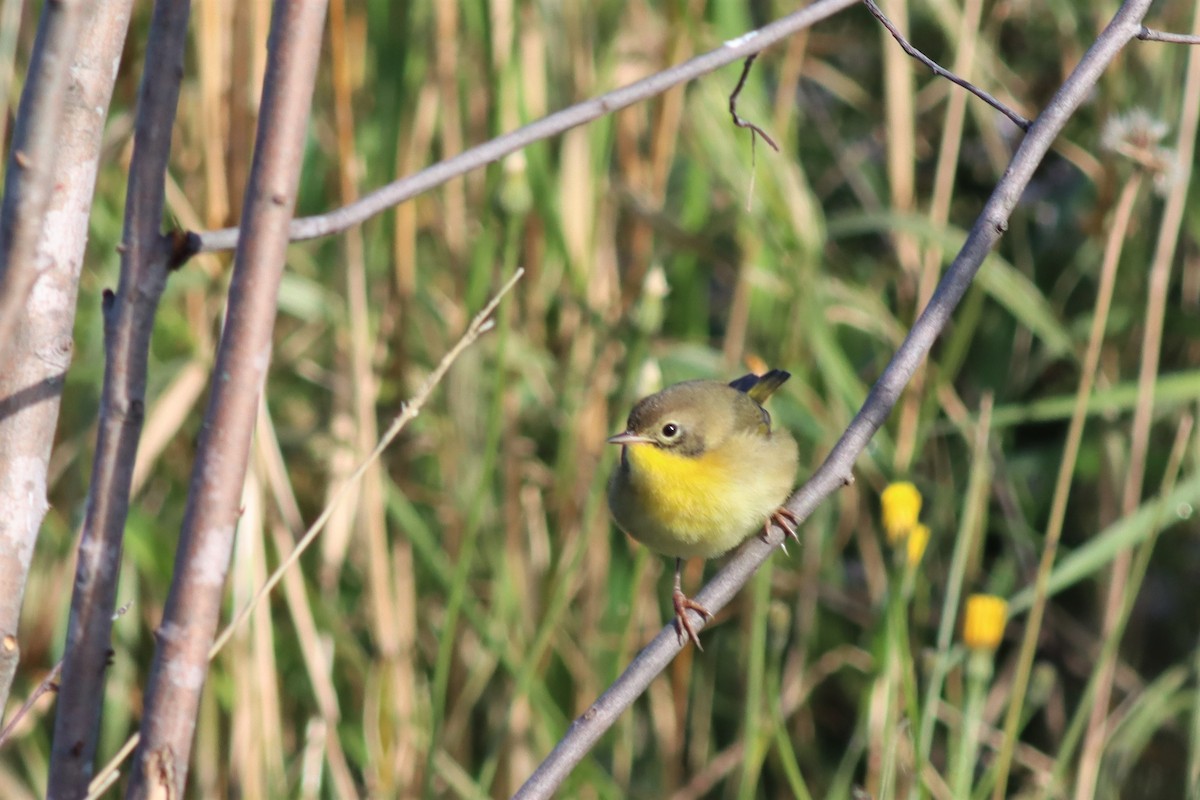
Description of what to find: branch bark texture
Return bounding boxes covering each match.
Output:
[0,0,88,362]
[46,0,188,794]
[125,1,329,795]
[1,0,135,743]
[513,0,1157,795]
[0,0,89,714]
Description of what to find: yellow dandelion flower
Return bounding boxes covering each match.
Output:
[881,481,922,544]
[906,523,930,567]
[963,594,1008,652]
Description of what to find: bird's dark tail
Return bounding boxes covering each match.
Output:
[728,369,790,403]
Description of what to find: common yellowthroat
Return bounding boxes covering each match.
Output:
[607,370,800,648]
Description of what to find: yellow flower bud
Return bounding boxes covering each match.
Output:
[962,595,1008,652]
[881,481,922,544]
[906,523,930,567]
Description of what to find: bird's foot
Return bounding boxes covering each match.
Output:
[761,507,800,554]
[672,588,713,650]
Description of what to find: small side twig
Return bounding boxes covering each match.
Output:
[0,659,59,750]
[1137,26,1200,45]
[729,54,780,152]
[862,0,1031,132]
[2,601,130,751]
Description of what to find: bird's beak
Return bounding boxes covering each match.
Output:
[607,430,654,446]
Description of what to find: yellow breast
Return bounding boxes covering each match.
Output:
[610,433,796,559]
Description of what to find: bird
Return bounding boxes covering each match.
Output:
[607,369,800,649]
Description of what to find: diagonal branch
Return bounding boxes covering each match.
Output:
[863,0,1032,131]
[125,1,330,796]
[186,0,862,255]
[512,0,1156,796]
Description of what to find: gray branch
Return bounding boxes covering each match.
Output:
[0,0,88,363]
[189,0,862,255]
[512,0,1157,795]
[0,0,88,715]
[124,1,330,796]
[46,0,187,795]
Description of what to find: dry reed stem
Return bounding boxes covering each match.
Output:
[1074,7,1200,795]
[897,0,983,477]
[254,406,359,798]
[991,156,1146,800]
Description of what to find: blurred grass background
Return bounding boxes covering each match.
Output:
[2,0,1200,797]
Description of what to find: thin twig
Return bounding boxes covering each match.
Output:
[208,268,522,660]
[84,270,523,797]
[0,661,60,749]
[1,601,130,751]
[729,54,780,152]
[1137,26,1200,45]
[862,0,1032,132]
[188,0,861,255]
[513,0,1156,796]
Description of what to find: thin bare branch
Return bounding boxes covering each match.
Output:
[46,0,184,794]
[1137,26,1200,45]
[188,0,861,255]
[0,659,59,750]
[0,0,88,364]
[728,55,780,152]
[862,0,1032,132]
[2,603,129,752]
[513,0,1156,795]
[125,1,330,795]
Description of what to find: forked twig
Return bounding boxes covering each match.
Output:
[729,54,780,152]
[862,0,1032,132]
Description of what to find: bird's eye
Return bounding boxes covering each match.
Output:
[661,423,679,438]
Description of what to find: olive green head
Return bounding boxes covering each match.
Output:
[607,371,789,457]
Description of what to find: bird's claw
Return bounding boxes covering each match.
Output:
[760,506,800,553]
[672,589,713,650]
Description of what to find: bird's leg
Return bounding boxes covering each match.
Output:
[761,506,801,553]
[671,557,712,650]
